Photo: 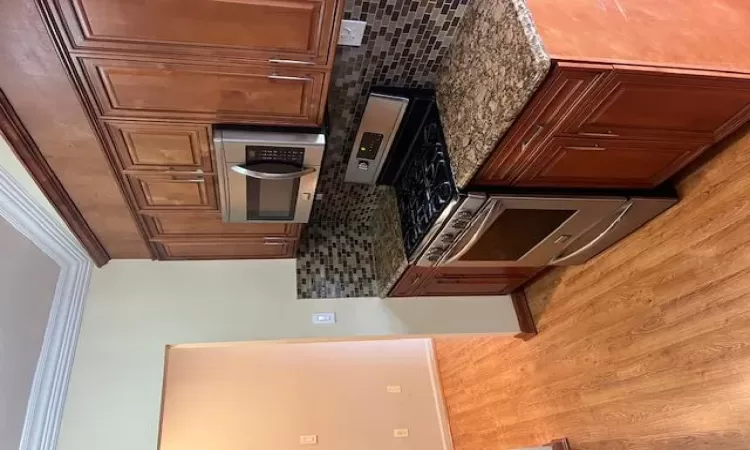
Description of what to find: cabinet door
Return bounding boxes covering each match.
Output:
[473,62,610,186]
[389,266,434,297]
[154,238,297,260]
[515,137,702,188]
[142,211,300,239]
[80,58,327,125]
[126,173,218,211]
[53,0,341,66]
[105,121,213,172]
[390,266,540,297]
[564,67,750,142]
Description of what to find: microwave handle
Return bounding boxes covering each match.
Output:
[549,201,633,265]
[231,164,316,180]
[439,202,497,266]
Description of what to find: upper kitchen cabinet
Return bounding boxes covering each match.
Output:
[80,58,327,125]
[48,0,343,67]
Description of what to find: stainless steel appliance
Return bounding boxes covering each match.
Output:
[415,193,677,268]
[344,92,409,184]
[373,87,678,268]
[213,128,325,223]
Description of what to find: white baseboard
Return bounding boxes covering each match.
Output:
[426,339,454,450]
[0,166,92,450]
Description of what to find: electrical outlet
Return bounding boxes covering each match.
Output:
[386,385,402,393]
[312,312,336,325]
[338,20,367,46]
[393,428,410,438]
[300,435,318,445]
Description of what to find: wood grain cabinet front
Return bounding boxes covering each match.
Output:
[142,211,300,239]
[51,0,342,66]
[390,266,541,297]
[154,238,297,260]
[104,121,213,171]
[126,173,218,211]
[80,58,327,125]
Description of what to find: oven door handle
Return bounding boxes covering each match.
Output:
[549,201,633,265]
[439,202,497,266]
[231,164,316,180]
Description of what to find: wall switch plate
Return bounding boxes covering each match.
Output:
[312,312,336,325]
[393,428,410,438]
[386,385,402,393]
[300,435,318,445]
[338,20,367,46]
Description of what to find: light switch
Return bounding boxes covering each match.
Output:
[393,428,409,438]
[386,385,402,393]
[300,435,318,445]
[312,312,336,324]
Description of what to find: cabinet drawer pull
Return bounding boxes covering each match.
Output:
[564,145,606,151]
[269,58,315,65]
[579,131,619,138]
[521,124,545,152]
[267,74,313,82]
[169,178,205,183]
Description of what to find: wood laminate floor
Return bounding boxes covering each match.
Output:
[433,127,750,450]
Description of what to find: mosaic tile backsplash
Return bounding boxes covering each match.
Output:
[297,0,470,298]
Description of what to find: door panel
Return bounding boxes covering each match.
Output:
[127,173,218,210]
[105,121,213,171]
[516,137,702,188]
[565,68,750,141]
[52,0,340,66]
[80,58,326,125]
[154,239,297,260]
[142,211,300,239]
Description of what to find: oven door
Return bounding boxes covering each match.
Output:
[438,195,627,267]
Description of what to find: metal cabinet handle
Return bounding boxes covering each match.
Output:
[269,59,314,65]
[549,201,633,265]
[231,164,316,180]
[579,131,619,138]
[267,74,313,82]
[564,145,606,151]
[169,178,205,183]
[521,124,545,152]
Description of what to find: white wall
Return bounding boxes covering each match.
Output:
[57,259,519,450]
[0,215,61,450]
[161,340,450,450]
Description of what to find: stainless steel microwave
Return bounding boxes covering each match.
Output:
[213,128,325,223]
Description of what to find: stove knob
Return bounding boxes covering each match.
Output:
[357,161,369,170]
[440,233,455,244]
[457,210,474,220]
[452,219,469,229]
[426,248,444,262]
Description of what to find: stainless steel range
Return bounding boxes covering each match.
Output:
[366,88,678,269]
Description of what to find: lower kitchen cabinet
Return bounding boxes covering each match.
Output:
[390,266,542,297]
[153,238,298,260]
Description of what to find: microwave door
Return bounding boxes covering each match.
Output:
[439,195,627,268]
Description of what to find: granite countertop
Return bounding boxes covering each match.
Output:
[371,0,552,296]
[436,0,551,189]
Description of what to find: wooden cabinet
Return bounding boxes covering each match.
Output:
[515,137,702,189]
[82,58,327,126]
[53,0,341,67]
[154,238,298,260]
[390,266,541,297]
[105,121,213,172]
[474,64,750,190]
[142,211,300,239]
[126,173,218,211]
[563,68,750,142]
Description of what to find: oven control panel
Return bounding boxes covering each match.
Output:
[415,194,487,267]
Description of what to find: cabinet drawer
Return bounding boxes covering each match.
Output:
[154,238,297,260]
[563,67,750,142]
[418,274,528,296]
[104,121,213,171]
[80,58,327,125]
[142,212,300,239]
[126,173,218,211]
[473,62,610,186]
[389,266,433,297]
[515,137,703,189]
[53,0,341,66]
